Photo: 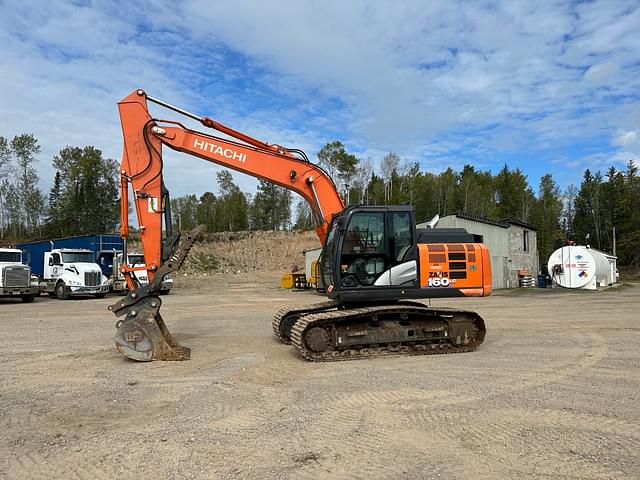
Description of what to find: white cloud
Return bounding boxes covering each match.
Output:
[584,62,621,83]
[614,130,639,146]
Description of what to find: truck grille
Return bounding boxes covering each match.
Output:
[84,271,101,286]
[3,266,30,287]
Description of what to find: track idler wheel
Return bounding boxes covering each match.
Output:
[304,327,331,353]
[110,295,190,361]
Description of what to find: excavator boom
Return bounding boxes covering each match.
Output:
[118,89,343,263]
[111,89,343,361]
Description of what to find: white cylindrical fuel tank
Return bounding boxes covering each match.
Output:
[547,245,613,290]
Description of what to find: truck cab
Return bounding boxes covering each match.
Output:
[0,248,40,302]
[111,252,173,295]
[42,248,110,299]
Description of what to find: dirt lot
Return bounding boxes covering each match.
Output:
[1,276,639,480]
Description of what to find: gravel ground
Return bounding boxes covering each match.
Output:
[1,276,639,480]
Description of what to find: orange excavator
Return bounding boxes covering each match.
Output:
[109,89,491,362]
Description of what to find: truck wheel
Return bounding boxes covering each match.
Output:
[21,295,36,303]
[56,282,70,300]
[95,293,106,299]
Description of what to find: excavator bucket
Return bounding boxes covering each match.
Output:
[111,295,190,361]
[109,226,204,361]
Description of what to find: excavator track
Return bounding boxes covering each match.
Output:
[289,304,485,362]
[272,300,339,344]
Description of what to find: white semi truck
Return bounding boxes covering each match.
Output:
[0,248,40,302]
[40,248,110,299]
[19,236,115,300]
[18,235,172,298]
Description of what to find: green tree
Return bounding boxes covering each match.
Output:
[455,165,496,217]
[214,171,248,231]
[250,179,292,230]
[11,134,45,236]
[0,137,11,239]
[365,172,386,205]
[0,137,10,177]
[380,153,400,203]
[531,174,563,266]
[561,184,578,241]
[293,198,314,230]
[45,171,63,237]
[349,158,374,205]
[317,141,359,199]
[52,146,119,235]
[436,167,458,216]
[171,194,198,231]
[616,160,640,265]
[196,192,218,232]
[573,169,603,248]
[399,162,420,206]
[0,134,45,239]
[412,172,439,222]
[2,183,21,238]
[494,164,535,221]
[599,166,625,253]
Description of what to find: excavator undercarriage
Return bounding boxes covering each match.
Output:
[273,302,486,362]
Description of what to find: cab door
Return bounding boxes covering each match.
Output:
[374,210,418,286]
[320,207,419,298]
[50,253,62,279]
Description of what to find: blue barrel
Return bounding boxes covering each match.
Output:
[537,274,546,288]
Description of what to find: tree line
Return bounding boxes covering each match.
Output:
[2,133,638,266]
[170,140,639,267]
[169,171,292,233]
[0,134,119,242]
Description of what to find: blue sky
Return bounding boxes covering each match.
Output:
[1,0,639,199]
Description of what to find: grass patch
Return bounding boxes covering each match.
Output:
[191,253,219,273]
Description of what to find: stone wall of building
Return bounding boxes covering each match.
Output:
[506,226,539,288]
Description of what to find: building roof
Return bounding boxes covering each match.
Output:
[501,217,537,230]
[431,212,538,231]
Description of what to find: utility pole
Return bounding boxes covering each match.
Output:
[612,226,616,256]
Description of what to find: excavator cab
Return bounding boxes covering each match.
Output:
[321,206,418,298]
[320,205,492,305]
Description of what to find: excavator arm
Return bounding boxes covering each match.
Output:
[110,89,344,361]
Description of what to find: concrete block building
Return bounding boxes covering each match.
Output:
[418,212,539,289]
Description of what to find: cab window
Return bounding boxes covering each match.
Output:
[341,212,385,255]
[391,211,413,262]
